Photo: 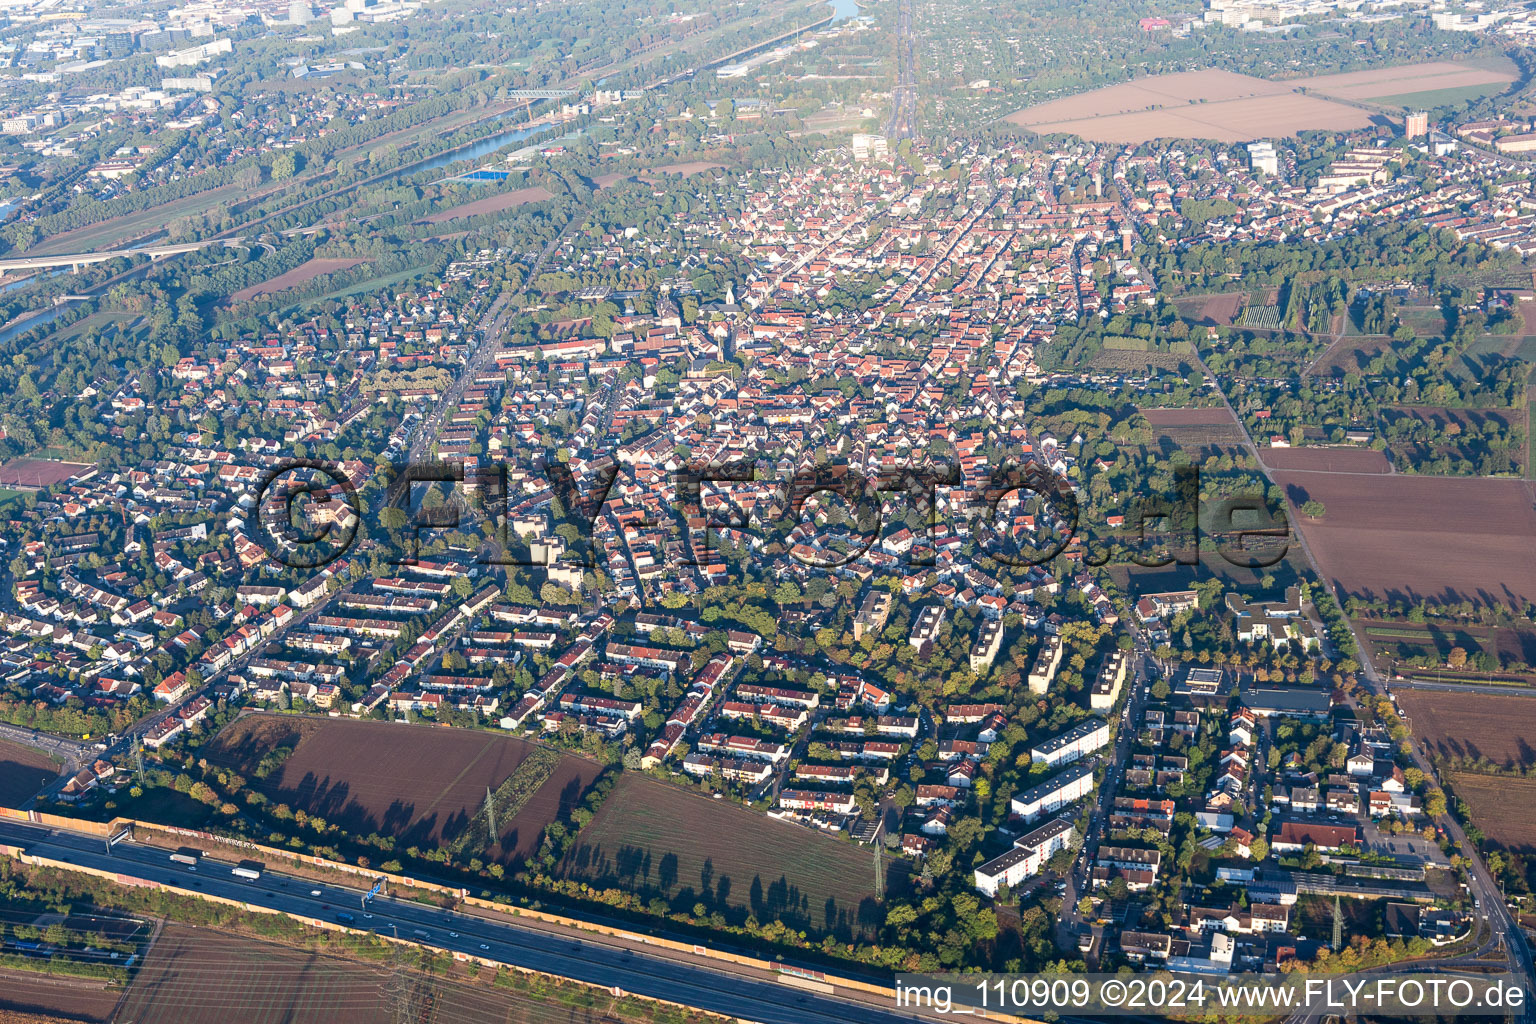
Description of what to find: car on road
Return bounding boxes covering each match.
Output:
[479,944,490,950]
[449,932,459,938]
[310,889,322,896]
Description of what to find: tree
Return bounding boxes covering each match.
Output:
[1447,646,1468,669]
[1300,500,1326,519]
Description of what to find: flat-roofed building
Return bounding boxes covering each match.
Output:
[974,818,1078,896]
[1028,636,1063,694]
[1031,718,1109,769]
[1011,762,1094,823]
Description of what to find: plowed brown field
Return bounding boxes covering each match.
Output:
[205,715,597,859]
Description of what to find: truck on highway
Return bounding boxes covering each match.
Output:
[231,862,263,881]
[169,849,201,866]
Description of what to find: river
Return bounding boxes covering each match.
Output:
[410,3,858,177]
[411,120,554,176]
[828,0,860,22]
[0,305,68,346]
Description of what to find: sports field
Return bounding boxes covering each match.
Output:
[0,458,93,489]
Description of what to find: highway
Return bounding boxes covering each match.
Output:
[0,238,243,273]
[0,817,936,1024]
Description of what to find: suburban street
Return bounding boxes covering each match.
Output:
[24,581,356,808]
[885,0,917,142]
[1056,632,1152,957]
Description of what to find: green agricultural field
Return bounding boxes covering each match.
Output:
[561,774,900,938]
[1375,82,1508,110]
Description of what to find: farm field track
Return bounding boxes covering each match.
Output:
[561,773,897,937]
[1446,772,1536,853]
[1398,689,1536,767]
[203,715,598,859]
[1259,447,1393,473]
[112,923,654,1024]
[1291,60,1515,103]
[1004,70,1369,143]
[0,738,56,806]
[230,258,366,303]
[0,967,120,1023]
[417,185,554,224]
[1273,472,1536,606]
